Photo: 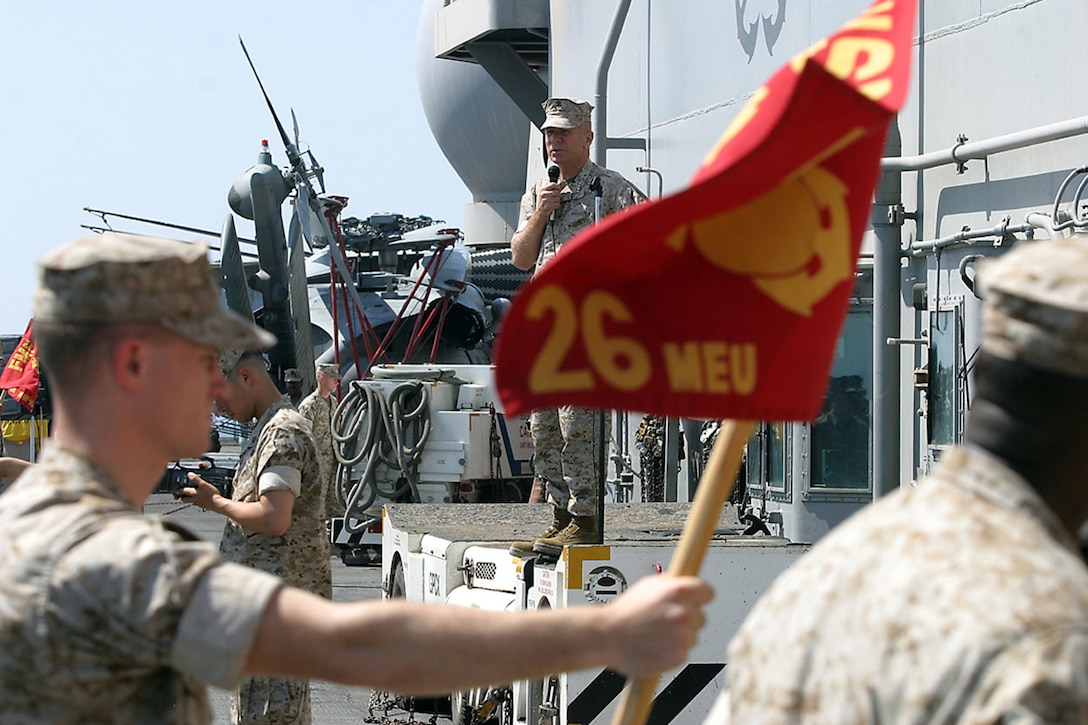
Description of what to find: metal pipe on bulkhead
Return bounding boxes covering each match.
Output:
[872,121,904,498]
[593,0,633,169]
[1025,212,1066,240]
[909,221,1033,256]
[591,0,640,528]
[881,115,1088,173]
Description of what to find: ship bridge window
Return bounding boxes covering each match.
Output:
[809,310,872,490]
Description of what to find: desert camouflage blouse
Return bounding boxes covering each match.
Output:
[713,445,1088,724]
[220,396,331,599]
[517,159,644,272]
[0,443,280,724]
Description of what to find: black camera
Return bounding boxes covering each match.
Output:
[161,458,234,499]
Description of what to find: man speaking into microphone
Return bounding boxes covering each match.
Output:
[509,97,646,555]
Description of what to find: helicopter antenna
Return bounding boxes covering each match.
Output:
[238,36,301,171]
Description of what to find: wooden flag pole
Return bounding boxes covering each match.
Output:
[610,418,755,725]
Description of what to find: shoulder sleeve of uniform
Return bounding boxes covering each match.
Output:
[616,172,647,206]
[171,562,282,689]
[49,517,229,680]
[255,411,316,475]
[296,393,315,418]
[599,170,646,214]
[258,465,302,497]
[516,184,540,232]
[968,625,1088,722]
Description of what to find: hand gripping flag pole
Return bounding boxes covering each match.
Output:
[494,1,917,723]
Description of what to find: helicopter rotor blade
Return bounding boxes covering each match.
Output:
[287,214,315,389]
[220,215,255,323]
[295,185,315,253]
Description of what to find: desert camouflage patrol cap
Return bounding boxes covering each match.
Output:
[217,348,259,377]
[284,367,303,382]
[541,97,593,130]
[978,238,1088,378]
[33,233,276,352]
[217,349,280,379]
[316,362,341,379]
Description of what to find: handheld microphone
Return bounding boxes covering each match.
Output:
[548,165,560,222]
[590,177,603,225]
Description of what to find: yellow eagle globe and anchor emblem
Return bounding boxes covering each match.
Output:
[665,163,855,317]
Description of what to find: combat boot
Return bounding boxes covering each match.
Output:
[532,515,599,557]
[509,506,572,556]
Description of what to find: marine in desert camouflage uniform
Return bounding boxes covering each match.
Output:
[708,238,1088,724]
[226,406,318,725]
[509,97,645,556]
[283,366,304,407]
[196,349,331,725]
[297,362,342,520]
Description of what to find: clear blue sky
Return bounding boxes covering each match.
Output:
[0,1,468,335]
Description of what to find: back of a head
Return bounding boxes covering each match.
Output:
[978,238,1088,378]
[970,238,1088,451]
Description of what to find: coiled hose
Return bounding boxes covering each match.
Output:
[331,380,431,533]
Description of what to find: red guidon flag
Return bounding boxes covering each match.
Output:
[0,320,40,412]
[496,0,916,420]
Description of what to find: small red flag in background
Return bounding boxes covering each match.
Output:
[496,0,917,421]
[0,320,41,412]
